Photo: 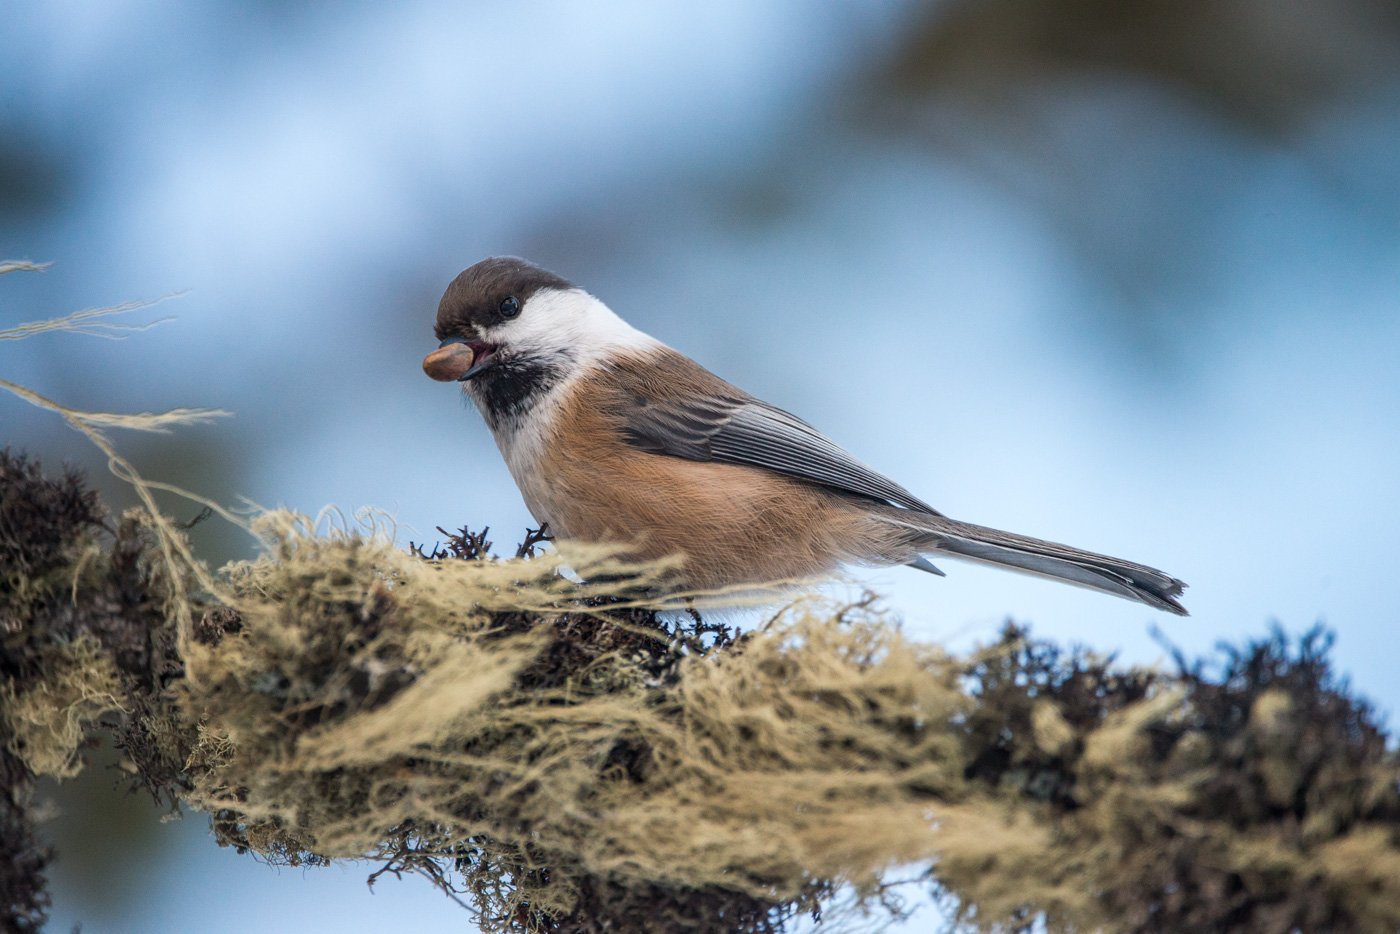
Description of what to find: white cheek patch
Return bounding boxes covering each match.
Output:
[474,288,663,504]
[499,288,661,368]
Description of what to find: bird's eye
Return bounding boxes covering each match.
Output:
[498,295,521,319]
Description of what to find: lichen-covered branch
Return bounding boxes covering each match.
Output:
[4,450,1400,934]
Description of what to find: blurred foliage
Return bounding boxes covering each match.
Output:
[875,0,1400,133]
[848,0,1400,356]
[0,129,70,226]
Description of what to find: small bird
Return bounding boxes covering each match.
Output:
[424,257,1187,615]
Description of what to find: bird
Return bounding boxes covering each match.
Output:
[422,257,1187,615]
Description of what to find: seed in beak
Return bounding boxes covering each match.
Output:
[422,340,476,382]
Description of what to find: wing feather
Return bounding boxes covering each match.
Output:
[618,384,940,514]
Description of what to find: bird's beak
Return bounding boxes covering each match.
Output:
[423,337,498,382]
[457,341,498,381]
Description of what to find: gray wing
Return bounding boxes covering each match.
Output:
[618,391,942,515]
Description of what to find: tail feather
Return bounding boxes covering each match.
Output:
[879,510,1188,615]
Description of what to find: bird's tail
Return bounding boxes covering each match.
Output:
[875,508,1188,615]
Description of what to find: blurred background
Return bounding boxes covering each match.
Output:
[4,1,1399,930]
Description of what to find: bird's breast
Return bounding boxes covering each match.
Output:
[476,389,571,534]
[498,374,878,589]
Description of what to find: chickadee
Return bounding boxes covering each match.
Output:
[423,257,1187,615]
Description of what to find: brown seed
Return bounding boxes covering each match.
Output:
[422,342,475,382]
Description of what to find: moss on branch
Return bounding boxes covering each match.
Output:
[3,450,1400,933]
